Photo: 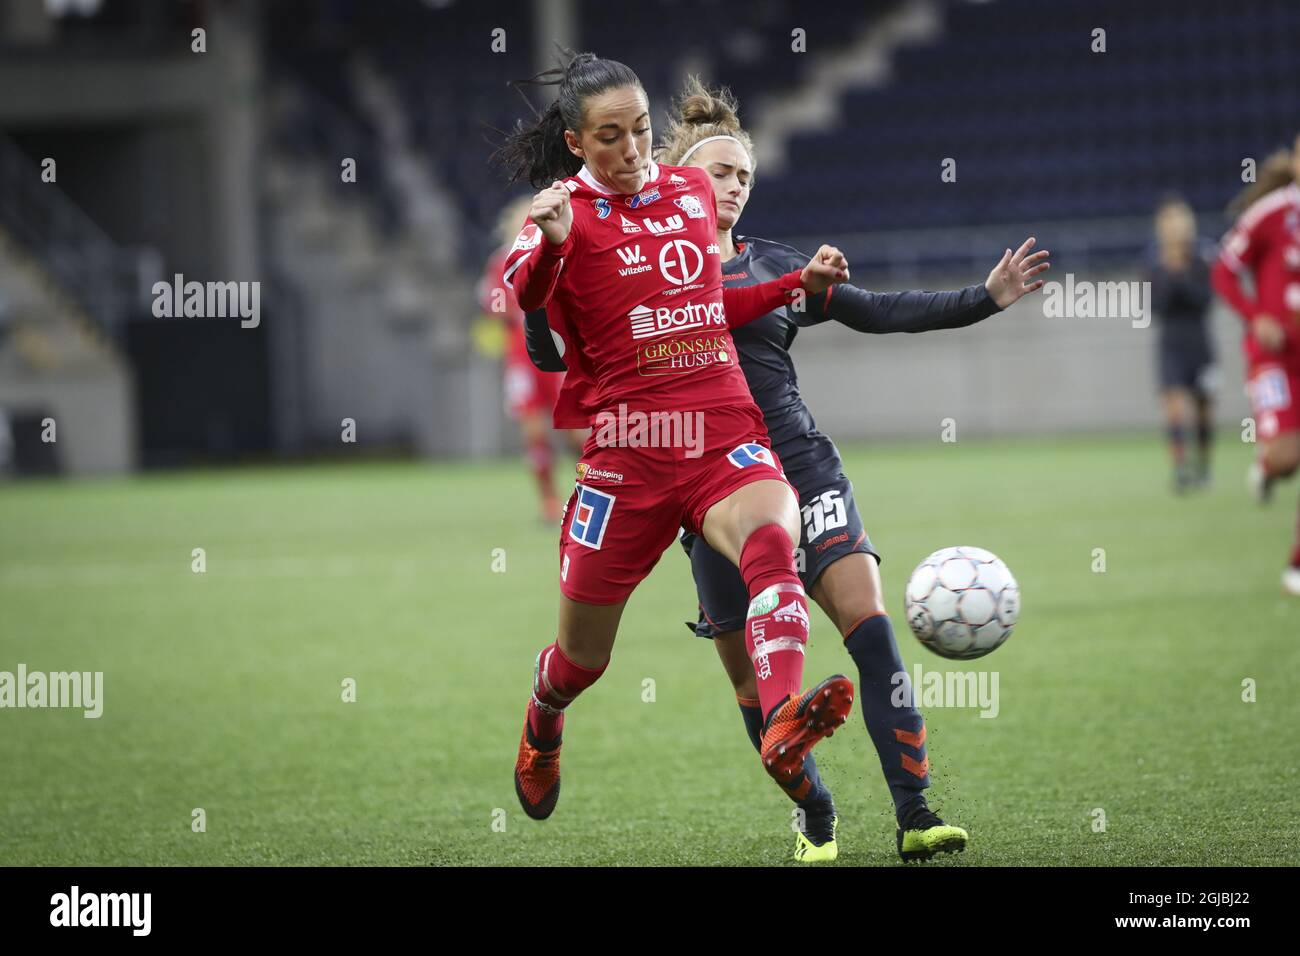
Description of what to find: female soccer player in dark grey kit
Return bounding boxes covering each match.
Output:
[659,78,1051,862]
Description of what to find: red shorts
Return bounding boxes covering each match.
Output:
[557,402,790,605]
[1246,363,1300,441]
[504,357,563,419]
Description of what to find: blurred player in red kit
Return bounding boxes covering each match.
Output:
[479,197,584,523]
[496,51,855,825]
[1212,133,1300,594]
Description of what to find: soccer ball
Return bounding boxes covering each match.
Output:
[904,546,1020,660]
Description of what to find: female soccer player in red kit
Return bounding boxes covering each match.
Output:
[1212,134,1300,595]
[478,198,584,523]
[497,52,854,821]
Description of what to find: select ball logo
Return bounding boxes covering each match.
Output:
[905,546,1020,660]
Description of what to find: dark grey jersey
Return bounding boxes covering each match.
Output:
[721,235,1000,472]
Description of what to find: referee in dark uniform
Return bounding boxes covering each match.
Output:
[1149,195,1217,492]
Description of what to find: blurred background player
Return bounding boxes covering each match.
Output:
[1212,133,1300,594]
[1148,195,1217,493]
[660,78,1049,862]
[479,198,584,523]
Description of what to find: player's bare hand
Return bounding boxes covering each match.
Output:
[986,236,1051,308]
[530,181,573,245]
[800,245,850,295]
[1253,314,1286,354]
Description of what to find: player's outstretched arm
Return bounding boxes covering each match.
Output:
[804,236,1048,334]
[723,245,850,330]
[817,283,997,333]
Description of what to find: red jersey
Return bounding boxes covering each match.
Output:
[1212,182,1300,367]
[503,161,802,428]
[478,247,529,363]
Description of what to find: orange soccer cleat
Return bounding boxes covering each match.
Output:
[760,675,855,790]
[514,721,563,820]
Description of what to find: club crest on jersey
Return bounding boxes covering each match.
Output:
[626,186,661,209]
[569,484,614,549]
[727,443,775,470]
[674,195,706,219]
[593,197,611,219]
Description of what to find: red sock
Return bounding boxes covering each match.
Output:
[739,524,809,721]
[526,438,555,502]
[526,642,607,744]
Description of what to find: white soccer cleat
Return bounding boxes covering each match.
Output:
[1247,462,1274,505]
[1283,567,1300,597]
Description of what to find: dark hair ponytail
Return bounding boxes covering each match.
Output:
[496,50,644,188]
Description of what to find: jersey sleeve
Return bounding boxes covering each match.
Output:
[503,216,578,312]
[798,281,1000,333]
[723,271,806,329]
[1211,200,1284,323]
[1212,203,1274,322]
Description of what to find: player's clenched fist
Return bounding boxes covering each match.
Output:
[530,180,573,245]
[799,245,850,295]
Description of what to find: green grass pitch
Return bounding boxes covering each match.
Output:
[2,432,1298,866]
